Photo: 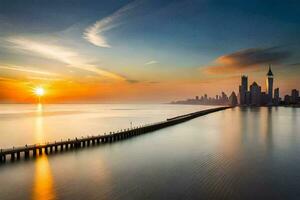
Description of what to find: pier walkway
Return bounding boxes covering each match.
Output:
[0,106,231,163]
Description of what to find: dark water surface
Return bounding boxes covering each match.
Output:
[0,105,300,200]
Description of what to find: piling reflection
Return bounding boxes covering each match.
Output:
[32,155,56,200]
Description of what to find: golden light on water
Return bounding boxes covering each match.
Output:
[35,103,44,144]
[32,104,56,200]
[32,155,56,200]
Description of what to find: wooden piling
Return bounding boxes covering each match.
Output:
[24,150,29,159]
[44,147,48,154]
[1,154,6,162]
[11,153,15,161]
[33,149,37,157]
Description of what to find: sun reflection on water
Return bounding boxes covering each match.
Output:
[35,103,44,144]
[32,155,56,200]
[32,104,56,200]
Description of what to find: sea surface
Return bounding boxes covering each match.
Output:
[0,104,300,200]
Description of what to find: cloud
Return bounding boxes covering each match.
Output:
[145,60,158,65]
[148,81,160,84]
[287,62,300,67]
[0,65,58,76]
[0,76,18,82]
[26,76,62,81]
[83,1,140,48]
[202,47,291,74]
[127,79,140,84]
[5,37,126,81]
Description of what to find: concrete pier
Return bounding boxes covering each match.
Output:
[0,106,231,163]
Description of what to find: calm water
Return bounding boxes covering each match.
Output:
[0,104,300,200]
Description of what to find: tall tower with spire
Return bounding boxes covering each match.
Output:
[266,64,274,105]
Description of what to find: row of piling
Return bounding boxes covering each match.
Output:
[0,106,231,163]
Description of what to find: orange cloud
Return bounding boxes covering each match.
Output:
[202,47,291,74]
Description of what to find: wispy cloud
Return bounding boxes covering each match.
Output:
[287,62,300,67]
[26,76,62,81]
[83,1,140,48]
[148,81,160,84]
[127,79,140,84]
[0,65,58,76]
[201,47,291,74]
[145,60,158,65]
[0,76,19,82]
[5,37,126,81]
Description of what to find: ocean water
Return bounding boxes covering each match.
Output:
[0,104,214,148]
[0,104,300,200]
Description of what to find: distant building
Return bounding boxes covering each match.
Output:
[229,91,238,106]
[195,96,199,100]
[284,95,291,104]
[291,89,299,104]
[261,92,268,105]
[239,75,248,105]
[266,65,274,105]
[221,92,229,104]
[245,91,251,105]
[274,88,280,105]
[250,82,261,106]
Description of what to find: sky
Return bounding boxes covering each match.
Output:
[0,0,300,103]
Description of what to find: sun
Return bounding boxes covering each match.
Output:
[34,87,45,97]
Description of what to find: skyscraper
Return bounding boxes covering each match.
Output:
[229,91,238,106]
[291,89,299,104]
[274,88,280,105]
[266,65,274,105]
[250,82,261,106]
[239,75,248,105]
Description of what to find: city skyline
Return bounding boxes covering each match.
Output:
[0,0,300,103]
[173,65,300,106]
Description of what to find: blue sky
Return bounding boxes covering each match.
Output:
[0,0,300,102]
